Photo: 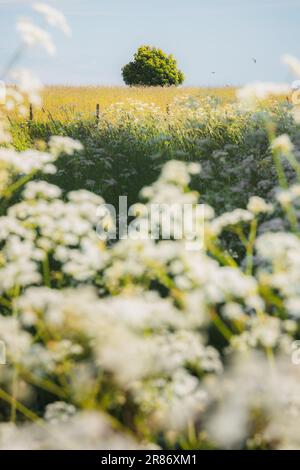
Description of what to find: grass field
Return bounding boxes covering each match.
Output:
[42,85,237,116]
[9,85,237,121]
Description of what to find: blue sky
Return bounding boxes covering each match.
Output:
[0,0,299,86]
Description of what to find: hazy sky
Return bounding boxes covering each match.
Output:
[0,0,300,86]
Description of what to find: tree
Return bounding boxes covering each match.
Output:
[122,46,185,87]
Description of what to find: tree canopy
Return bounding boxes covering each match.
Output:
[122,46,185,87]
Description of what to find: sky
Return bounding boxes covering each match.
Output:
[0,0,300,86]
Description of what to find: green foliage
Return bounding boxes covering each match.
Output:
[122,45,185,87]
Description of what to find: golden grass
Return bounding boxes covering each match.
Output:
[32,85,237,121]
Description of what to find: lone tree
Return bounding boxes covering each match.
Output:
[122,46,185,87]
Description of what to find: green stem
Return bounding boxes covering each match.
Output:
[10,366,19,422]
[246,219,257,275]
[1,173,34,200]
[20,368,67,399]
[208,241,237,267]
[272,150,288,189]
[0,387,41,423]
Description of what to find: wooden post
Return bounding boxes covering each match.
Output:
[29,104,33,121]
[96,103,100,123]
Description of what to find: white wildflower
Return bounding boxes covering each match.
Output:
[271,134,294,154]
[44,402,76,424]
[10,68,43,106]
[49,136,83,156]
[187,162,201,175]
[277,184,300,207]
[237,82,290,105]
[22,181,62,200]
[222,302,245,321]
[160,160,191,186]
[0,148,57,175]
[0,412,143,450]
[286,298,300,318]
[211,209,253,235]
[0,120,12,144]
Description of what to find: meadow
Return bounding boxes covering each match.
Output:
[30,85,237,120]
